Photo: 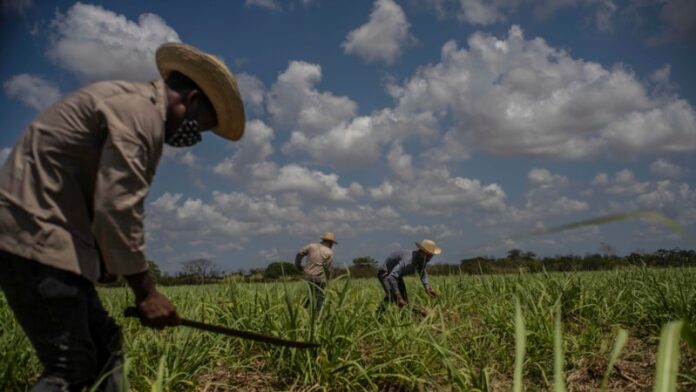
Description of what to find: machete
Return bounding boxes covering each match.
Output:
[124,307,319,349]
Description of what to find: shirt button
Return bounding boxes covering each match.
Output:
[150,97,156,104]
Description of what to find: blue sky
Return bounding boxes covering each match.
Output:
[1,0,695,273]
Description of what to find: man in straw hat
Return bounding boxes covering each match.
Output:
[295,232,337,313]
[377,239,440,312]
[0,42,245,390]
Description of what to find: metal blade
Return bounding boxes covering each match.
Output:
[124,307,319,349]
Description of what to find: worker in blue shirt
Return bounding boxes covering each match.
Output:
[377,239,441,311]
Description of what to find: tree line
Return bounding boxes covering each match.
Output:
[119,248,696,287]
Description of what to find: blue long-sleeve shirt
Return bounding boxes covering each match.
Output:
[380,250,430,296]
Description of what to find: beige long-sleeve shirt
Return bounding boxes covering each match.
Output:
[296,243,334,283]
[0,80,166,282]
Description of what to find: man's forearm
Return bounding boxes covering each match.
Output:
[124,269,157,301]
[294,254,303,270]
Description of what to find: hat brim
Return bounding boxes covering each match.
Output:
[156,43,245,141]
[321,237,338,244]
[416,241,441,256]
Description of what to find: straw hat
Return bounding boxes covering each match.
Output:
[156,42,246,141]
[320,232,337,244]
[415,239,441,256]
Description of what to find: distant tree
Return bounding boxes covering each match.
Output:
[599,242,616,257]
[352,256,378,267]
[180,258,221,284]
[521,251,537,260]
[507,249,523,261]
[263,261,302,280]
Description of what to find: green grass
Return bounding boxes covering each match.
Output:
[2,267,696,391]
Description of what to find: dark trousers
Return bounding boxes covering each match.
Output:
[376,269,408,313]
[303,280,326,313]
[0,251,123,391]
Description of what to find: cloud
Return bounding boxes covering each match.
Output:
[369,167,508,214]
[213,120,362,202]
[592,169,650,196]
[247,163,364,202]
[528,168,568,187]
[148,192,283,251]
[245,0,282,11]
[47,3,180,82]
[420,0,619,30]
[636,180,694,211]
[213,119,275,179]
[3,74,62,111]
[516,168,588,220]
[342,0,416,64]
[591,172,609,186]
[650,158,687,178]
[236,73,265,115]
[387,143,414,181]
[267,61,419,167]
[147,190,403,262]
[283,108,421,167]
[245,0,320,11]
[267,61,357,135]
[457,0,518,25]
[388,26,696,159]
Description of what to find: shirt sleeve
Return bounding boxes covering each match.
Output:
[91,94,162,276]
[296,244,310,269]
[419,265,430,290]
[386,254,405,296]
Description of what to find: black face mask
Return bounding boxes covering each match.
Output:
[165,118,202,147]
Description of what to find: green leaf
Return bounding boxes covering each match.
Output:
[653,321,684,392]
[600,328,628,391]
[681,322,696,352]
[554,305,566,392]
[514,298,526,392]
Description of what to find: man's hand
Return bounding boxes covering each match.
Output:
[396,294,408,307]
[426,288,439,298]
[124,270,180,329]
[136,290,180,329]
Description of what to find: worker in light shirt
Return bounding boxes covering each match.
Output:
[295,232,337,313]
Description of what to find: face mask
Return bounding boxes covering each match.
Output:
[165,118,202,147]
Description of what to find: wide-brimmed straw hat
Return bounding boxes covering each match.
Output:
[156,42,246,141]
[415,239,441,256]
[320,232,337,244]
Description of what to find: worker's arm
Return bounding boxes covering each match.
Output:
[92,94,177,328]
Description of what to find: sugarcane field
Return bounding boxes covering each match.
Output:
[2,264,696,390]
[2,1,696,391]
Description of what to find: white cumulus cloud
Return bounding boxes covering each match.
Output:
[388,26,696,160]
[236,73,266,115]
[47,2,180,82]
[267,61,357,135]
[342,0,416,64]
[4,74,61,111]
[650,158,687,178]
[369,167,508,214]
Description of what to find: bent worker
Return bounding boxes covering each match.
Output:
[0,42,245,391]
[377,239,440,312]
[295,232,337,313]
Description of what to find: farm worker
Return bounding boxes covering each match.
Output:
[377,239,440,312]
[0,42,245,391]
[295,232,337,313]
